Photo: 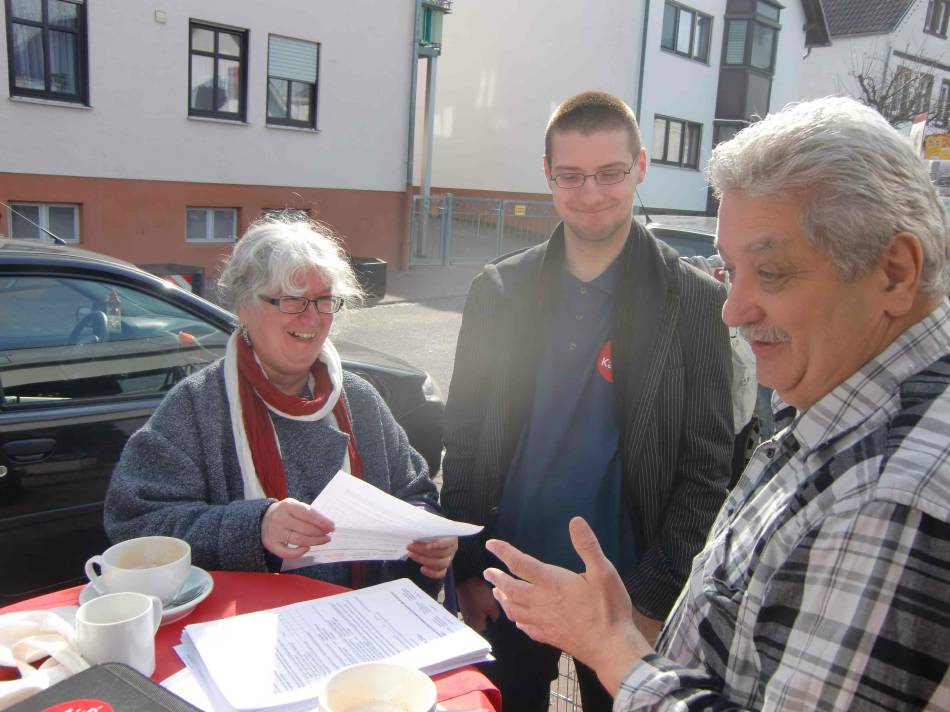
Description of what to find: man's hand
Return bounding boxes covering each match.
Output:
[261,498,334,559]
[406,536,458,579]
[456,577,500,632]
[632,608,664,646]
[484,517,653,696]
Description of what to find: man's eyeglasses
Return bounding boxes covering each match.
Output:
[258,294,344,314]
[549,166,633,189]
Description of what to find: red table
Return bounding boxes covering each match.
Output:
[1,571,501,711]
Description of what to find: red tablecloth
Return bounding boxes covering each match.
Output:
[1,571,501,711]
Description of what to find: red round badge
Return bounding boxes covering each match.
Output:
[597,340,613,383]
[42,700,113,712]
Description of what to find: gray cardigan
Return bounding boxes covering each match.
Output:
[105,359,437,588]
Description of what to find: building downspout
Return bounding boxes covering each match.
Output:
[636,0,651,120]
[406,0,421,187]
[402,0,422,269]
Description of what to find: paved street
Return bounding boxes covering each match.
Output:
[337,215,720,398]
[336,264,483,399]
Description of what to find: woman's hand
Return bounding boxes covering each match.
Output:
[406,536,458,579]
[456,577,500,632]
[261,498,335,559]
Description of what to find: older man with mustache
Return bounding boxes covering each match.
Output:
[484,96,950,711]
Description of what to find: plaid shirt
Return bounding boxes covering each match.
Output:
[616,301,950,711]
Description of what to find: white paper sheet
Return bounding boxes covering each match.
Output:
[161,666,214,711]
[178,579,491,712]
[282,471,482,571]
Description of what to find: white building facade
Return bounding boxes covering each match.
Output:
[1,0,433,279]
[799,0,950,137]
[428,0,829,215]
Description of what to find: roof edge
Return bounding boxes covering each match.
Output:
[802,0,832,47]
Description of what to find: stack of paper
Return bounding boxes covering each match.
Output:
[164,579,492,712]
[282,471,484,571]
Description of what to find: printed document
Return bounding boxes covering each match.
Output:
[176,579,492,712]
[282,471,482,572]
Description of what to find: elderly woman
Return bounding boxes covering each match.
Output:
[104,218,457,590]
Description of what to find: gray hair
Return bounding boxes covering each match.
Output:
[707,96,950,296]
[217,216,363,319]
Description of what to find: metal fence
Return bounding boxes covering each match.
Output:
[550,654,581,711]
[410,194,561,266]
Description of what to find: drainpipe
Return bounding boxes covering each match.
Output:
[406,0,421,186]
[636,0,651,217]
[421,55,438,219]
[636,0,651,120]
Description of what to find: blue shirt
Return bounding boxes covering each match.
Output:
[493,260,636,572]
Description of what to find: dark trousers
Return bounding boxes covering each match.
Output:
[479,613,613,712]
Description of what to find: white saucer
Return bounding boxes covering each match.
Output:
[79,565,213,626]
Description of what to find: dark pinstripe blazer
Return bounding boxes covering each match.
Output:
[441,221,734,619]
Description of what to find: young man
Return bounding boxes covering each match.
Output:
[484,96,950,710]
[441,91,733,711]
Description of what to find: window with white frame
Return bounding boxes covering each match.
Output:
[8,202,79,241]
[185,207,237,242]
[938,78,950,126]
[919,73,935,113]
[652,116,702,169]
[661,2,712,62]
[267,35,319,129]
[5,0,88,103]
[891,67,933,116]
[926,0,950,37]
[892,66,915,116]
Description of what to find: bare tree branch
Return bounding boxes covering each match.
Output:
[846,41,947,127]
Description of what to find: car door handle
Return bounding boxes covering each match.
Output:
[3,438,56,463]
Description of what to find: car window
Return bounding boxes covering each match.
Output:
[655,234,717,258]
[0,275,229,406]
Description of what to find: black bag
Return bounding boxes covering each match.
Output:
[7,662,200,711]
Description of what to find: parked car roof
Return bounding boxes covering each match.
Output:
[647,224,717,258]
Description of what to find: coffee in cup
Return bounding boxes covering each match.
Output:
[76,591,163,676]
[320,663,436,712]
[85,536,190,604]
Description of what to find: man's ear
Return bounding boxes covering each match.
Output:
[543,155,552,180]
[878,232,924,317]
[635,147,648,184]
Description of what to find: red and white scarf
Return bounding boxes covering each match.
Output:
[223,331,368,584]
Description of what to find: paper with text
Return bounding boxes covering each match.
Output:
[282,471,482,571]
[179,579,492,712]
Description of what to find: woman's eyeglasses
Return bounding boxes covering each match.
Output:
[258,294,344,314]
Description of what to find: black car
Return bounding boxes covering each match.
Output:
[648,224,717,258]
[0,238,444,604]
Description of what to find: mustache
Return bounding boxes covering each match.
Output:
[738,324,791,344]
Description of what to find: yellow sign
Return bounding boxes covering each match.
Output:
[924,133,950,160]
[513,204,526,217]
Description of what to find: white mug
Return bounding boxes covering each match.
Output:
[76,591,163,676]
[85,536,190,604]
[320,663,437,712]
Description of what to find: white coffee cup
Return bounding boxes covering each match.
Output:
[76,591,163,676]
[85,536,191,604]
[320,662,437,712]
